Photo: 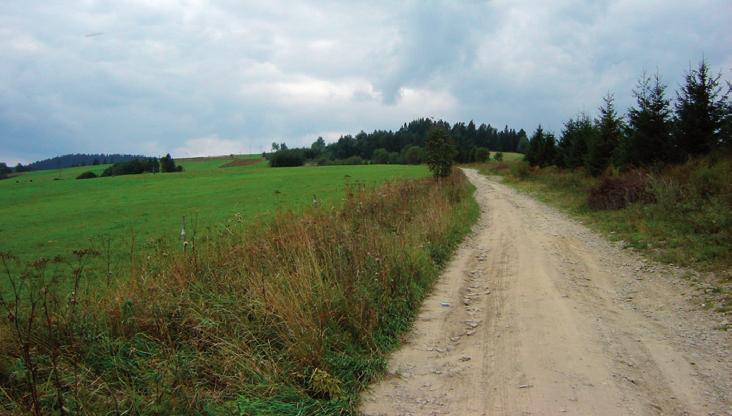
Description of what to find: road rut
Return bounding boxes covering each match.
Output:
[360,169,731,416]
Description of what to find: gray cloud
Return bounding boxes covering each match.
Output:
[1,0,730,163]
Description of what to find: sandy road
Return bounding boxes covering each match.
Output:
[361,169,731,416]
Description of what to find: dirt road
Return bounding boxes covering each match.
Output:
[361,169,731,416]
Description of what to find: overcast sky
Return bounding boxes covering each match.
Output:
[1,0,730,164]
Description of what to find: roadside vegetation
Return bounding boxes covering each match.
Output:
[475,58,731,313]
[0,168,478,415]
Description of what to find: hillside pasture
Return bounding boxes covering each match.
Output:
[0,158,428,288]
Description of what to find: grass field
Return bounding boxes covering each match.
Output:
[0,165,477,415]
[0,157,429,281]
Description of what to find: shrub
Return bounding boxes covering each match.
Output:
[587,171,654,210]
[76,171,97,179]
[371,148,389,164]
[474,147,490,162]
[404,146,423,165]
[0,162,11,179]
[101,158,160,176]
[387,152,401,165]
[510,161,531,179]
[160,153,182,172]
[269,149,306,167]
[493,152,503,161]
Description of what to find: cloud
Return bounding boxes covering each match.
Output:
[0,0,730,163]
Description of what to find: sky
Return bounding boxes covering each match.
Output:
[1,0,731,164]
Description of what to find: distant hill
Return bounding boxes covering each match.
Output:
[27,153,149,171]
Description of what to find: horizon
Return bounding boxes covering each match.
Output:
[2,1,731,165]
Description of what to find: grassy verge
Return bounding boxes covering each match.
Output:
[0,171,479,415]
[473,156,731,313]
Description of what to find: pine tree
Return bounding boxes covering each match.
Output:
[674,60,730,158]
[625,72,673,166]
[516,129,530,154]
[586,94,624,176]
[525,125,557,167]
[160,154,177,172]
[557,113,595,169]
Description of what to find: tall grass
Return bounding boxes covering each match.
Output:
[0,171,478,415]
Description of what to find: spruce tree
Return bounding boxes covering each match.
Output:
[626,72,673,166]
[586,94,624,176]
[674,59,730,158]
[525,125,557,167]
[557,113,595,169]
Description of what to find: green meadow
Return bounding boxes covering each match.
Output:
[0,157,428,280]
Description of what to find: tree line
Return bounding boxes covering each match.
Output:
[525,59,731,175]
[22,153,150,172]
[266,118,529,167]
[76,154,183,179]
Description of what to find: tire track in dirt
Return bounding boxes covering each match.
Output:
[360,169,731,416]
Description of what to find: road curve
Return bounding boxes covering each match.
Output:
[360,168,731,416]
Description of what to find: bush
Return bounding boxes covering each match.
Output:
[101,158,160,176]
[510,161,531,179]
[587,172,654,210]
[319,156,365,166]
[371,148,389,164]
[160,153,182,172]
[387,152,401,165]
[474,147,490,162]
[269,149,306,167]
[403,146,423,165]
[76,171,98,179]
[344,155,365,165]
[494,152,503,161]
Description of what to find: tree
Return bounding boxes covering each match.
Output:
[371,148,390,164]
[269,149,305,167]
[404,145,424,164]
[101,158,160,176]
[76,171,98,179]
[557,113,595,169]
[14,163,31,172]
[310,137,326,155]
[625,72,674,166]
[425,126,457,178]
[516,130,530,154]
[585,94,624,176]
[674,59,731,157]
[388,152,401,164]
[474,147,490,162]
[0,162,11,179]
[160,153,178,172]
[525,125,556,167]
